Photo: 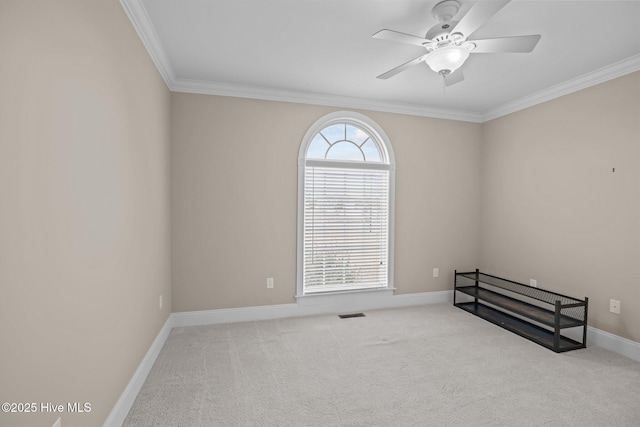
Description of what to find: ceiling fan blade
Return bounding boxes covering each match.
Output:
[470,35,541,53]
[377,54,428,79]
[444,70,465,87]
[372,29,430,47]
[450,0,511,39]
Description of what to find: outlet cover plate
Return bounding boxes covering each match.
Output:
[610,299,620,314]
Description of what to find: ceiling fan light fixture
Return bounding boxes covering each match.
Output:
[424,45,470,74]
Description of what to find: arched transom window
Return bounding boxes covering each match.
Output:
[306,123,383,162]
[297,112,395,296]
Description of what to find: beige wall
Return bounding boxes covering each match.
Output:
[171,73,640,344]
[0,1,171,426]
[170,93,482,312]
[1,1,636,423]
[480,71,640,342]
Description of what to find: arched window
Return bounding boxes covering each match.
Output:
[297,111,395,296]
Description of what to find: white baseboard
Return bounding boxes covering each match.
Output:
[103,316,173,427]
[586,326,640,363]
[172,290,453,327]
[172,302,300,327]
[107,289,639,426]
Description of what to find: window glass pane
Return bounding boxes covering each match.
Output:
[307,134,329,159]
[320,124,345,144]
[346,125,369,146]
[361,139,381,162]
[326,141,364,161]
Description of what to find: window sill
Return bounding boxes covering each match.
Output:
[295,287,395,307]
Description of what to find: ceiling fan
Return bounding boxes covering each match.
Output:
[373,0,541,86]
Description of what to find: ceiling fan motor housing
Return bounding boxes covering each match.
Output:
[426,0,464,49]
[426,20,460,45]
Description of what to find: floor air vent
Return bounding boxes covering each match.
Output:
[338,313,366,319]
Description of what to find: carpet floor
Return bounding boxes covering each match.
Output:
[124,303,640,426]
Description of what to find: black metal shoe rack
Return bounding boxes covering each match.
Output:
[454,269,588,353]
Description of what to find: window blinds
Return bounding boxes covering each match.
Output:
[303,166,389,294]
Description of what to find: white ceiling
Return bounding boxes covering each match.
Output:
[123,0,640,122]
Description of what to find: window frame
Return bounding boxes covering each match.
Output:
[296,111,396,299]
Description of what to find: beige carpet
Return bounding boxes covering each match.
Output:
[124,303,640,426]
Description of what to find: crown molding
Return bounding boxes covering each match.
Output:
[481,54,640,122]
[120,0,175,87]
[171,78,484,123]
[121,0,639,124]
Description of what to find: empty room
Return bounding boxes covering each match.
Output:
[1,0,639,426]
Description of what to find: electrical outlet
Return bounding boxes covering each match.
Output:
[529,279,537,288]
[267,277,274,289]
[159,294,163,310]
[433,268,439,278]
[610,299,620,314]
